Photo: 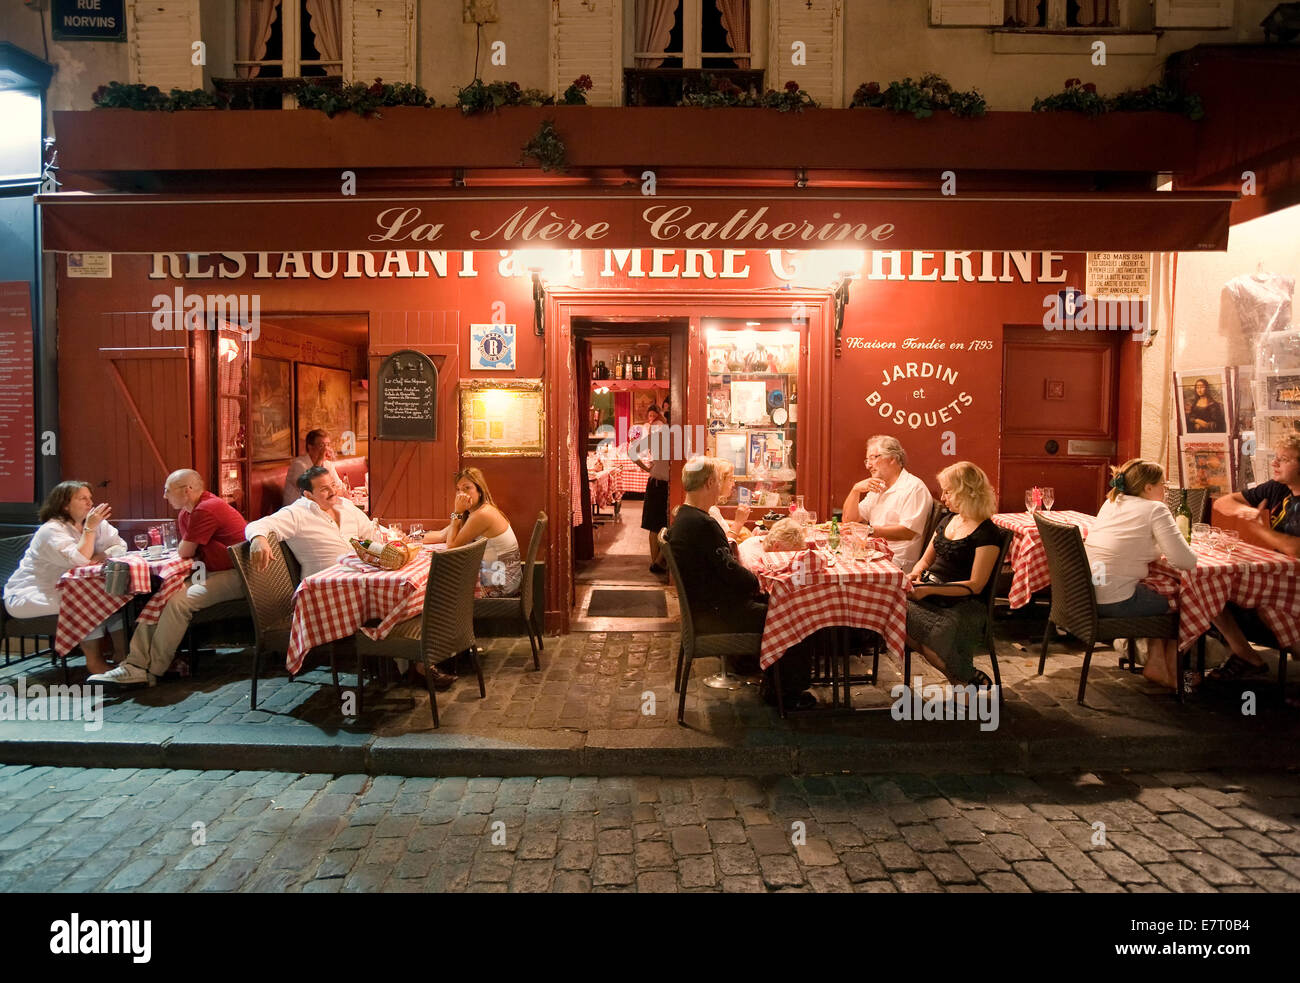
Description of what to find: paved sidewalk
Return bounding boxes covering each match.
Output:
[1,765,1298,893]
[1,617,1296,776]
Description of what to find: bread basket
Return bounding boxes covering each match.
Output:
[350,538,414,571]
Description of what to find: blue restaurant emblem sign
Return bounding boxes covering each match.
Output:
[51,0,127,42]
[471,323,516,370]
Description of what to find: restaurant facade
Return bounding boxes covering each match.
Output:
[7,0,1298,632]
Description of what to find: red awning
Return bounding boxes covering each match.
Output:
[39,188,1234,253]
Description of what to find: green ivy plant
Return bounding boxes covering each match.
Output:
[1032,78,1203,120]
[92,82,169,110]
[851,74,986,119]
[297,78,430,117]
[519,119,568,173]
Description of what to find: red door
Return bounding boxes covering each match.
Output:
[999,326,1123,514]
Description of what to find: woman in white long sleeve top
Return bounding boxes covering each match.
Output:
[1083,459,1197,690]
[3,481,127,674]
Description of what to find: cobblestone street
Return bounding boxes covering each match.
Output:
[2,765,1298,893]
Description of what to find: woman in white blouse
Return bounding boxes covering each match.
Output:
[1083,459,1197,690]
[4,481,127,674]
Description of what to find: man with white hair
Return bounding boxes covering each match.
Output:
[90,469,247,687]
[841,435,934,572]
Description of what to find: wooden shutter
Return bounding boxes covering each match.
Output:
[550,0,622,107]
[1153,0,1232,28]
[768,0,843,108]
[126,0,203,90]
[345,0,418,84]
[928,0,1004,25]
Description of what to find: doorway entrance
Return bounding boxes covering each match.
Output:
[544,290,834,634]
[999,325,1136,513]
[571,318,687,631]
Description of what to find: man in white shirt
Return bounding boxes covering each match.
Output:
[841,435,934,572]
[283,429,342,506]
[250,466,377,577]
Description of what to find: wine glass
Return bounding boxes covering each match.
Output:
[389,521,403,539]
[408,522,425,542]
[1041,487,1055,511]
[1219,529,1241,558]
[1025,490,1037,514]
[806,511,817,530]
[1191,522,1212,547]
[133,534,148,553]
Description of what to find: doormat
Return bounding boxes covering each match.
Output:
[586,589,668,618]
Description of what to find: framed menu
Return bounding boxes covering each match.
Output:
[459,379,544,457]
[377,349,438,441]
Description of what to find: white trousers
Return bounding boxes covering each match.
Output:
[126,569,244,676]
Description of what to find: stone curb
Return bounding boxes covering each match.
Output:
[2,722,1296,777]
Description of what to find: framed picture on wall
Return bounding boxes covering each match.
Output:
[1174,368,1232,435]
[296,363,353,454]
[250,357,293,462]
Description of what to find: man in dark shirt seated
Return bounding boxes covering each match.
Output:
[1206,434,1300,684]
[666,457,814,708]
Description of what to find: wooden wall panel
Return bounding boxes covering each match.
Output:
[368,311,462,526]
[58,311,193,522]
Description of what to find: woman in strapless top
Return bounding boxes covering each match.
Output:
[423,467,522,596]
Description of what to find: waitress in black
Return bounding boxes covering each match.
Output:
[635,405,671,574]
[905,461,1002,687]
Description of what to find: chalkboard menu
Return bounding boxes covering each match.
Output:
[377,350,438,441]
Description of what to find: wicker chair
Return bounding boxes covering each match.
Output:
[0,533,75,679]
[659,529,763,725]
[354,539,487,727]
[473,512,547,670]
[1164,487,1209,525]
[1033,513,1181,704]
[903,526,1015,706]
[228,533,306,710]
[920,499,946,554]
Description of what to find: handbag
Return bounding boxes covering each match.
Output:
[917,570,975,608]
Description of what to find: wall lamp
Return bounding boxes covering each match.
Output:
[832,276,851,359]
[531,271,545,337]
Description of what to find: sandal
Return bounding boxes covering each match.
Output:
[1204,654,1268,683]
[969,669,994,689]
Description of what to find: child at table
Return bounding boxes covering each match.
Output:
[1083,459,1196,690]
[3,481,126,674]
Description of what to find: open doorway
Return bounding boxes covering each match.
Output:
[571,318,687,630]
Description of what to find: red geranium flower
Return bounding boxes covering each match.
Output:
[785,80,800,92]
[574,74,594,91]
[1082,82,1097,93]
[1065,77,1081,88]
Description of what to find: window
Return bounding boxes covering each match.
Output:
[634,0,751,69]
[1003,0,1126,29]
[235,0,343,80]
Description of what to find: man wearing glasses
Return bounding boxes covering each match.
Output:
[1205,434,1300,683]
[841,435,934,572]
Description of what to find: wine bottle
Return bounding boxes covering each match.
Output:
[1175,488,1192,543]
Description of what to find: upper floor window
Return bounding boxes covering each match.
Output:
[634,0,751,69]
[1004,0,1125,29]
[235,0,343,79]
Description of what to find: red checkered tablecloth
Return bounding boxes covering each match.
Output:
[744,544,910,669]
[1142,542,1300,652]
[615,466,649,495]
[55,552,194,655]
[589,466,623,510]
[285,548,437,674]
[991,510,1095,609]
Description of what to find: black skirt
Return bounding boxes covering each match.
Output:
[641,477,670,532]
